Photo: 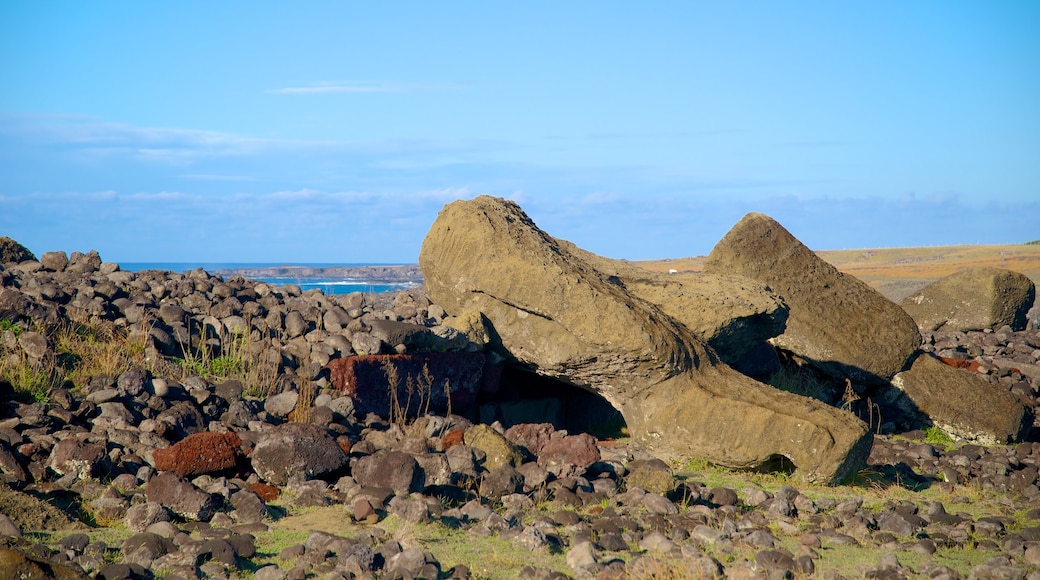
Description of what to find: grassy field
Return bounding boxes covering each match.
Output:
[635,243,1040,301]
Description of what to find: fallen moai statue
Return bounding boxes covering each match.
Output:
[704,212,922,387]
[559,240,789,365]
[419,196,872,484]
[891,353,1031,444]
[899,267,1036,332]
[704,212,1031,443]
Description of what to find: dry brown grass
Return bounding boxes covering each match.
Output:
[635,243,1040,301]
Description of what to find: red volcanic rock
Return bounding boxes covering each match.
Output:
[152,432,243,477]
[441,428,464,450]
[336,435,353,454]
[326,352,490,419]
[249,483,279,502]
[938,356,982,373]
[505,423,557,457]
[537,433,601,478]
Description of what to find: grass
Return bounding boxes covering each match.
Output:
[924,425,956,450]
[172,323,278,399]
[1,313,278,403]
[1,318,149,403]
[15,433,1037,579]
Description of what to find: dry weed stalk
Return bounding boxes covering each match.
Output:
[383,358,404,425]
[293,380,315,423]
[383,360,441,426]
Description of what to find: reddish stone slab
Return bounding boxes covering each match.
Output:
[152,432,243,477]
[326,352,491,419]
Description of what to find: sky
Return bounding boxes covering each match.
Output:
[1,2,1038,264]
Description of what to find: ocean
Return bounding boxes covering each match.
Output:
[119,263,419,295]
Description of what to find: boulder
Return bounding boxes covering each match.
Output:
[420,197,871,483]
[891,353,1031,444]
[704,212,921,385]
[560,240,789,364]
[39,251,69,272]
[537,433,601,478]
[249,422,349,486]
[463,424,523,472]
[351,451,426,495]
[144,472,221,521]
[48,439,107,480]
[152,432,243,477]
[899,267,1036,332]
[154,401,207,441]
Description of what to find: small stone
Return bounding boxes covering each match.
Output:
[566,540,598,573]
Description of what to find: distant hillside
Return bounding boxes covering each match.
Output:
[634,244,1040,302]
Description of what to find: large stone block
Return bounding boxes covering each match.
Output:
[891,353,1031,444]
[560,240,789,364]
[899,267,1036,332]
[250,422,349,486]
[152,432,242,478]
[704,212,921,385]
[420,197,871,483]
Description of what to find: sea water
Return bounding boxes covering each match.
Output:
[119,263,418,295]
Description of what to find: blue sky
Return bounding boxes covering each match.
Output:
[2,2,1038,264]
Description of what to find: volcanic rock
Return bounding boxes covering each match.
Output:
[151,432,243,477]
[704,212,921,385]
[900,267,1036,332]
[420,196,871,483]
[561,240,789,364]
[249,422,349,486]
[891,353,1031,444]
[144,472,221,522]
[351,450,425,495]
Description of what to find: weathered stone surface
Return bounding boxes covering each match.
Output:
[504,423,556,457]
[263,390,299,418]
[48,439,107,479]
[536,433,600,478]
[152,432,242,477]
[154,401,207,441]
[39,251,69,272]
[125,502,171,532]
[18,331,50,361]
[145,472,221,521]
[250,422,348,486]
[0,545,87,579]
[0,442,29,485]
[900,267,1036,332]
[891,353,1031,444]
[351,450,425,495]
[327,352,486,419]
[704,212,921,385]
[561,240,789,364]
[420,197,872,483]
[463,424,523,472]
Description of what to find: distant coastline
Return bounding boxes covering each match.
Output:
[120,262,423,295]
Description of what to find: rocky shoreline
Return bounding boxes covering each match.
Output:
[0,244,1038,578]
[210,265,423,285]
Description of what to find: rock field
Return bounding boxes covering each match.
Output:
[1,227,1039,578]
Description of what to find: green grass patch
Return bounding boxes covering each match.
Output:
[924,425,956,450]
